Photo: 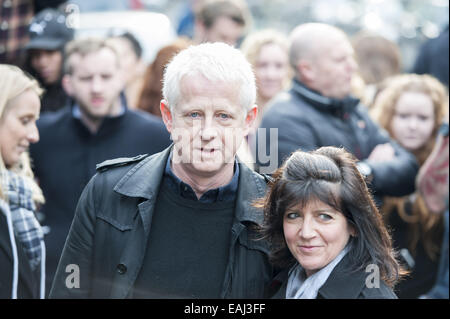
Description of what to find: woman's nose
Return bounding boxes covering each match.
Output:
[299,218,316,239]
[28,123,40,143]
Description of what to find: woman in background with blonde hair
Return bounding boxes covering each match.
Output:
[240,29,291,126]
[238,29,291,169]
[370,73,448,298]
[0,64,45,299]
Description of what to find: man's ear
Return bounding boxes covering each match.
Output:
[61,74,73,96]
[243,105,258,136]
[297,59,315,82]
[160,99,173,133]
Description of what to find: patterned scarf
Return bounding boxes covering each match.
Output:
[1,170,44,271]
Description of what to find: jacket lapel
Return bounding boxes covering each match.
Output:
[110,146,171,298]
[234,162,267,225]
[317,254,367,299]
[220,162,268,298]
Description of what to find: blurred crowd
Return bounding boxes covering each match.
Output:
[0,0,448,300]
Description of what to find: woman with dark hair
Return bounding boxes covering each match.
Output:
[259,146,403,299]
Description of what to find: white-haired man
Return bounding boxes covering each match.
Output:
[49,42,273,298]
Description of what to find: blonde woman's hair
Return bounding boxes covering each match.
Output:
[240,29,292,89]
[0,64,44,204]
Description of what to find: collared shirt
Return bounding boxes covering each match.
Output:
[164,151,239,203]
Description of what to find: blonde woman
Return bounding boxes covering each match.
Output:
[371,73,448,298]
[240,29,291,126]
[238,29,291,169]
[0,64,45,299]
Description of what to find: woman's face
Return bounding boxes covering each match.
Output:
[283,199,353,277]
[254,43,289,103]
[0,89,40,168]
[390,91,435,151]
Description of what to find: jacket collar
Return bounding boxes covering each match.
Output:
[69,91,128,132]
[234,160,267,225]
[113,145,266,226]
[291,79,360,115]
[113,145,170,200]
[270,254,367,299]
[317,254,367,299]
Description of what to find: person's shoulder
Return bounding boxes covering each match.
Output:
[89,154,153,194]
[265,90,304,115]
[260,91,307,128]
[37,106,71,128]
[95,153,150,173]
[239,162,273,183]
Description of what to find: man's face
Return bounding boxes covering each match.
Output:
[63,48,123,120]
[30,49,63,85]
[161,74,256,177]
[307,37,357,99]
[203,16,244,46]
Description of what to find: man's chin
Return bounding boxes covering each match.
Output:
[188,160,232,176]
[84,105,110,119]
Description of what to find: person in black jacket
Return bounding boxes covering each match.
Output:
[29,38,171,297]
[255,23,418,200]
[258,147,403,299]
[49,42,272,299]
[0,64,45,299]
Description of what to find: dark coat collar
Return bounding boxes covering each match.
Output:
[113,145,266,225]
[317,254,367,299]
[271,254,369,299]
[291,79,360,115]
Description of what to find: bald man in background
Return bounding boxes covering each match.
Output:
[255,23,418,200]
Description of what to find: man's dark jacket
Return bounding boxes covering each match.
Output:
[49,146,272,298]
[29,103,171,295]
[256,79,418,197]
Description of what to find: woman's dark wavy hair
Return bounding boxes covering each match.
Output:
[257,146,406,287]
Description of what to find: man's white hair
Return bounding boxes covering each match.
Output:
[163,42,256,112]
